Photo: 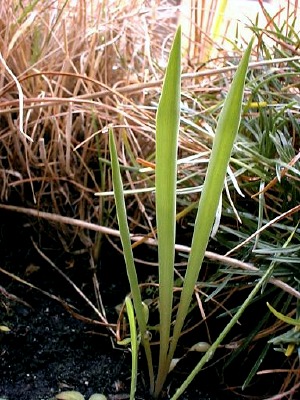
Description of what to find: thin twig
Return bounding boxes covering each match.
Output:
[1,203,299,300]
[0,284,32,308]
[31,239,113,331]
[264,381,300,400]
[225,204,300,256]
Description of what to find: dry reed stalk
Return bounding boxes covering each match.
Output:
[0,0,179,253]
[1,0,298,256]
[1,0,298,268]
[1,3,299,397]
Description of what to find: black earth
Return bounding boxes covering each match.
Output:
[0,211,226,400]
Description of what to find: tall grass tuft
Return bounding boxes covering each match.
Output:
[0,0,177,255]
[1,1,300,398]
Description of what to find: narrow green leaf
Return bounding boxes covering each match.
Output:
[125,296,139,400]
[242,343,270,390]
[154,25,181,393]
[171,250,274,400]
[168,38,254,370]
[108,128,154,391]
[267,302,300,327]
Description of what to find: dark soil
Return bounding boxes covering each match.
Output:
[0,211,226,400]
[0,210,291,400]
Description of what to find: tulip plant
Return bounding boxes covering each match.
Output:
[108,26,265,399]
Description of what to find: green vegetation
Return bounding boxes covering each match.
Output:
[109,26,254,397]
[1,1,300,399]
[55,391,107,400]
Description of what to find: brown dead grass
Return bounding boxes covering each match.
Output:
[0,0,299,257]
[0,0,181,255]
[1,2,300,398]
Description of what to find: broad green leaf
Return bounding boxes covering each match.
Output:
[169,37,254,361]
[89,395,107,400]
[0,325,10,332]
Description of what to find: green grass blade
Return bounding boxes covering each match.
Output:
[154,26,181,394]
[108,128,154,391]
[125,296,139,400]
[17,0,40,24]
[173,223,297,399]
[168,38,254,367]
[242,342,270,390]
[170,260,275,400]
[267,302,300,326]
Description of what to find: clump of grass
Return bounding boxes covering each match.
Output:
[0,0,178,256]
[108,2,300,398]
[181,0,229,64]
[173,2,300,398]
[1,1,300,399]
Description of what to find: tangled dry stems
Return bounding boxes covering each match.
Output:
[1,1,300,397]
[0,1,179,251]
[2,1,298,251]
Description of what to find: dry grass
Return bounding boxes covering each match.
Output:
[1,1,300,398]
[0,0,180,256]
[0,0,252,255]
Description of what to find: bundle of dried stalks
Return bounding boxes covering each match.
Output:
[0,0,180,255]
[1,0,299,261]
